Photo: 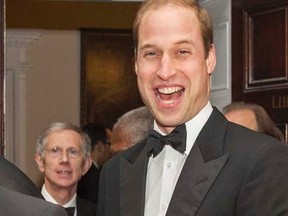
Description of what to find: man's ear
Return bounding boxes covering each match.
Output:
[82,156,92,175]
[135,62,138,75]
[206,44,216,75]
[134,48,138,75]
[35,153,45,173]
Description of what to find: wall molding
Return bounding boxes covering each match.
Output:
[5,30,42,171]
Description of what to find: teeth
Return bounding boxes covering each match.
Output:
[158,87,182,94]
[58,171,70,174]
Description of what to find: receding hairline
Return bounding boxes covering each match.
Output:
[133,0,213,58]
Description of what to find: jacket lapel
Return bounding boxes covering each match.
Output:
[120,141,150,216]
[167,108,230,216]
[166,143,228,216]
[119,108,229,216]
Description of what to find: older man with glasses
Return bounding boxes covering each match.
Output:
[35,122,97,216]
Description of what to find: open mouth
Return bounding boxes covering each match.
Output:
[156,86,184,103]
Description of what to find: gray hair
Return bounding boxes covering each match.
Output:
[223,102,285,142]
[113,106,154,146]
[36,122,91,158]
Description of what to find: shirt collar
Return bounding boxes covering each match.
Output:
[185,102,213,155]
[93,160,99,169]
[41,184,77,208]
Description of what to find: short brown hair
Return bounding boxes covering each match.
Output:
[133,0,213,58]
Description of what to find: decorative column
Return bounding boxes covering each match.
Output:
[5,29,42,171]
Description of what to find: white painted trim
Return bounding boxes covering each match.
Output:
[5,30,42,171]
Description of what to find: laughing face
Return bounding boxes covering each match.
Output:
[135,4,216,134]
[35,130,91,193]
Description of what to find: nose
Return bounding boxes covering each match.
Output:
[59,151,69,162]
[156,54,177,80]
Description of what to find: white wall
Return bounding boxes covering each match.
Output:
[6,30,80,185]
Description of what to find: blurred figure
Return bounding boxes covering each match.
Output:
[0,156,43,199]
[111,106,153,156]
[77,123,111,204]
[35,122,97,216]
[0,185,67,216]
[223,102,285,142]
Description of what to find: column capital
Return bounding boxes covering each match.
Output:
[6,29,43,48]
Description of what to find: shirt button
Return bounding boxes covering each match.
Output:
[161,203,166,211]
[167,162,172,168]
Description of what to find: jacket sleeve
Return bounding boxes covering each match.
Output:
[237,143,288,215]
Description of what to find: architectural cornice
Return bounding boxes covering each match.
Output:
[6,30,43,48]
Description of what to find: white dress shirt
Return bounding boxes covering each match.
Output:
[144,102,213,216]
[93,160,99,169]
[41,184,77,216]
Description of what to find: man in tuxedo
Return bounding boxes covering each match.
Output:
[97,0,288,215]
[0,156,43,198]
[0,185,67,216]
[35,122,97,216]
[77,123,111,204]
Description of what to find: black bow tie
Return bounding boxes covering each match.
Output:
[147,124,187,157]
[65,207,75,216]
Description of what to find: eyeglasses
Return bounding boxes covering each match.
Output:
[44,147,83,158]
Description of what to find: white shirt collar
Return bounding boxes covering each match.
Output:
[185,102,213,155]
[41,184,77,208]
[93,160,99,169]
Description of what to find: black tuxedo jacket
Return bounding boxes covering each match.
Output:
[0,186,67,216]
[0,157,43,199]
[77,196,97,216]
[77,163,100,204]
[97,108,288,216]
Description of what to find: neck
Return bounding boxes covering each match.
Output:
[44,182,76,205]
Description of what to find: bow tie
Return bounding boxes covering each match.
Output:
[65,207,75,216]
[147,124,187,157]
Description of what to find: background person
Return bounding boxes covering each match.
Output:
[77,123,111,204]
[0,185,67,216]
[223,102,285,142]
[0,156,43,199]
[97,0,288,215]
[111,106,153,156]
[35,122,97,216]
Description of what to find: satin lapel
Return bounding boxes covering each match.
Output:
[167,142,229,216]
[120,141,150,216]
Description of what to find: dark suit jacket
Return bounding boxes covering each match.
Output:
[97,108,288,216]
[77,163,100,204]
[77,196,97,216]
[42,191,97,216]
[0,186,67,216]
[0,157,43,199]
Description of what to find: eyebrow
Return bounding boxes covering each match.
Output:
[138,43,157,51]
[139,39,195,51]
[174,39,195,46]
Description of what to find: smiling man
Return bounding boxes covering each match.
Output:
[97,0,288,216]
[35,122,97,216]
